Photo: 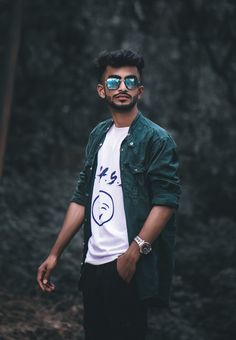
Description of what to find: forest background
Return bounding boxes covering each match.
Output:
[0,0,235,339]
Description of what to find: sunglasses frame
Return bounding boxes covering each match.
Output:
[105,76,141,90]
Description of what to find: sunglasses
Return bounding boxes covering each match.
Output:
[105,76,141,90]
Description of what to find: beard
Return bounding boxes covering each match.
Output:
[105,94,139,112]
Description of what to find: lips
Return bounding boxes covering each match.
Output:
[115,94,131,99]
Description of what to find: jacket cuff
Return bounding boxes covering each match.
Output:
[70,195,87,206]
[151,194,179,209]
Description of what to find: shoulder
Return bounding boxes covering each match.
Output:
[90,117,112,136]
[137,113,176,147]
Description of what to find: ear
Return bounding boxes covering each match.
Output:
[97,84,106,99]
[137,85,144,100]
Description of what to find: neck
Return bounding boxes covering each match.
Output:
[110,106,139,128]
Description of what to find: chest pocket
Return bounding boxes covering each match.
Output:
[123,162,147,199]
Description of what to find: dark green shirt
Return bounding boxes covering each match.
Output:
[71,112,181,306]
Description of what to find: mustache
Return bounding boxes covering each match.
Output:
[114,92,131,98]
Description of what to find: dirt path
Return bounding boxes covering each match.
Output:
[0,291,84,339]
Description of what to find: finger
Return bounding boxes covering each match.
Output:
[43,267,52,284]
[37,266,47,291]
[127,275,132,283]
[39,277,55,292]
[44,281,56,293]
[128,267,136,283]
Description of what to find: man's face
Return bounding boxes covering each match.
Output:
[97,66,144,112]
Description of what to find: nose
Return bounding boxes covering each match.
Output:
[118,79,127,91]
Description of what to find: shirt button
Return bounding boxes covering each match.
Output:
[129,142,134,146]
[121,148,124,151]
[90,167,92,170]
[134,168,138,172]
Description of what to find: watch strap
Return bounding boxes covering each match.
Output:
[134,236,152,254]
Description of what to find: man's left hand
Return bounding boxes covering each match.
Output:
[116,241,141,283]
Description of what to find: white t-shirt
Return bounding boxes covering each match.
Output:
[85,124,129,265]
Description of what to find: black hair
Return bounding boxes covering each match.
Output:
[95,49,144,82]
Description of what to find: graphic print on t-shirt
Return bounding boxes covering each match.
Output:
[85,124,129,265]
[97,166,121,186]
[92,165,122,226]
[92,190,114,226]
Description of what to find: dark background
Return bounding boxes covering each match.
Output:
[0,0,235,339]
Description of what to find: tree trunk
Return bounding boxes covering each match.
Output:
[0,0,23,177]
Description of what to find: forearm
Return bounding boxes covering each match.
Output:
[139,205,174,243]
[48,202,85,259]
[126,205,174,260]
[117,205,174,282]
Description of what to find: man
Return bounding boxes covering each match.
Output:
[37,49,180,340]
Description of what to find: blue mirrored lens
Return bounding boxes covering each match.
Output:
[106,78,120,90]
[125,77,139,89]
[105,76,140,90]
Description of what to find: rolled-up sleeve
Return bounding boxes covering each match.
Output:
[147,135,181,208]
[70,135,92,206]
[70,169,87,206]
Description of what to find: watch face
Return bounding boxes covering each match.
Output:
[141,242,152,255]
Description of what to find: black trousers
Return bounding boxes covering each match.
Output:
[81,259,148,340]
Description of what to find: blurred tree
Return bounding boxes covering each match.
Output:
[0,1,235,339]
[1,0,233,219]
[0,0,23,176]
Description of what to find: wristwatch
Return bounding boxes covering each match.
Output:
[134,236,152,255]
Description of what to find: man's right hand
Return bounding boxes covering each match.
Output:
[37,255,58,293]
[36,203,85,293]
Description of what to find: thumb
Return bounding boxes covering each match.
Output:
[43,266,52,284]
